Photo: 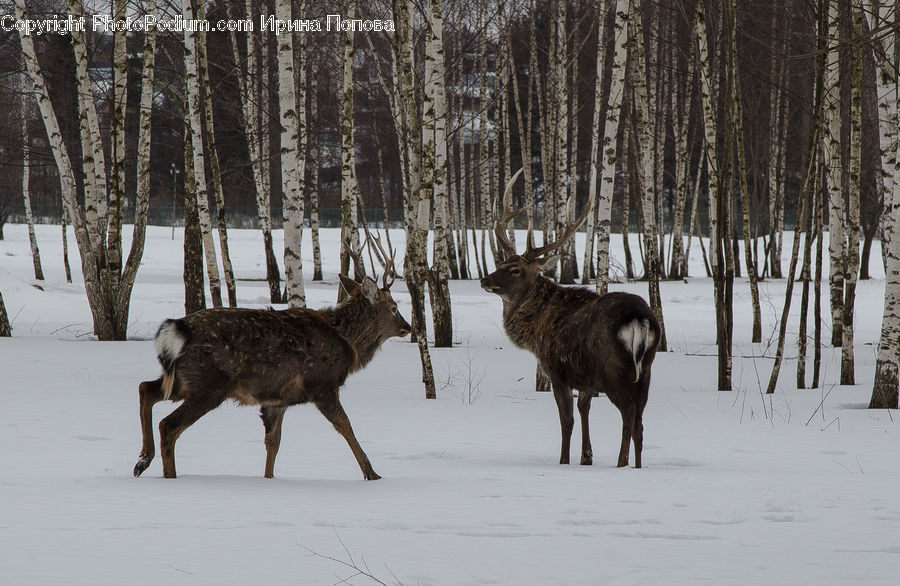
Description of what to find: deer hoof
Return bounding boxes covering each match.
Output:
[133,454,153,477]
[580,453,593,466]
[364,471,382,481]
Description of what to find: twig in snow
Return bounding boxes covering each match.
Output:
[804,384,837,427]
[297,528,401,586]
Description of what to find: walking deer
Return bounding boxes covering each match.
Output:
[133,237,410,480]
[481,169,660,468]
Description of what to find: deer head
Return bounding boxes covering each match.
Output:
[480,168,594,303]
[339,233,411,338]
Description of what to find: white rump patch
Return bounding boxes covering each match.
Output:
[618,318,655,383]
[155,322,184,400]
[155,322,185,365]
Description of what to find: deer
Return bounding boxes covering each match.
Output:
[133,236,410,481]
[480,169,660,468]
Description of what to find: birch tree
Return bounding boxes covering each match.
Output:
[193,0,237,307]
[866,0,898,272]
[229,0,283,302]
[339,2,360,297]
[276,0,306,308]
[825,0,844,347]
[426,0,453,347]
[698,0,732,388]
[871,121,900,408]
[632,0,667,351]
[0,290,10,336]
[183,0,223,308]
[309,73,323,282]
[841,4,864,385]
[20,80,43,281]
[393,0,437,399]
[728,2,762,343]
[589,0,629,294]
[16,0,155,340]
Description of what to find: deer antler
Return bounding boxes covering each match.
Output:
[494,168,526,258]
[365,227,397,289]
[344,236,367,281]
[522,191,595,261]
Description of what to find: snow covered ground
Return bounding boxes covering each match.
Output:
[1,223,897,585]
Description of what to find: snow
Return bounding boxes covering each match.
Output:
[1,223,897,585]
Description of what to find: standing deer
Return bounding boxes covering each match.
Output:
[481,169,660,468]
[133,238,410,480]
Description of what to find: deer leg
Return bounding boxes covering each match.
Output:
[552,383,574,465]
[633,408,644,469]
[315,394,380,480]
[134,378,164,477]
[261,406,287,479]
[158,397,219,479]
[577,390,593,465]
[617,403,637,468]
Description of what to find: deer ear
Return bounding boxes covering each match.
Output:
[360,276,378,304]
[539,254,560,273]
[338,273,360,297]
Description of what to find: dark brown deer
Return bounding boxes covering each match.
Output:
[133,239,410,480]
[481,169,660,468]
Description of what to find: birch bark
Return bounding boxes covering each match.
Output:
[276,0,306,308]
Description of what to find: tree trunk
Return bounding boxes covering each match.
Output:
[276,0,306,308]
[871,87,900,408]
[183,0,222,308]
[20,84,43,281]
[393,0,436,399]
[699,0,730,388]
[632,0,667,352]
[728,8,762,344]
[767,3,786,280]
[0,290,10,336]
[866,0,898,281]
[825,0,845,347]
[309,74,323,282]
[339,5,360,299]
[116,0,159,332]
[61,212,72,284]
[193,0,236,307]
[183,123,206,316]
[589,0,631,295]
[842,5,863,385]
[426,0,453,347]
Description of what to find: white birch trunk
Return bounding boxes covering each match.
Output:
[276,0,306,308]
[866,0,897,269]
[871,28,900,407]
[20,77,43,281]
[17,0,112,336]
[593,0,629,294]
[309,73,323,281]
[193,0,237,307]
[340,2,359,288]
[427,0,453,347]
[118,0,158,316]
[66,0,106,252]
[393,0,436,399]
[632,0,666,351]
[825,0,845,346]
[106,0,128,292]
[183,0,223,308]
[842,4,864,385]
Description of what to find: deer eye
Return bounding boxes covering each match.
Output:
[510,267,521,275]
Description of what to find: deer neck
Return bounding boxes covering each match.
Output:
[502,276,558,351]
[327,299,387,372]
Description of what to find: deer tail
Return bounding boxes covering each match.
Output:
[617,318,656,383]
[154,319,187,400]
